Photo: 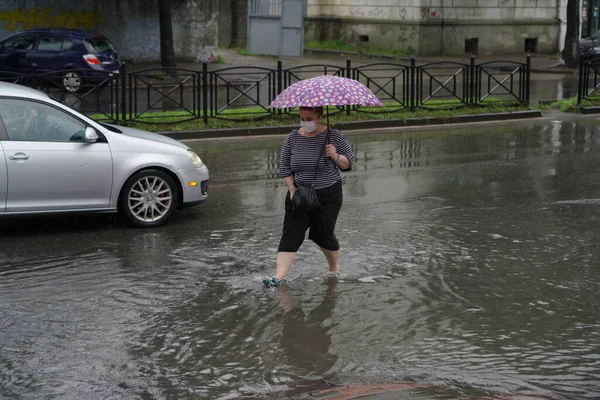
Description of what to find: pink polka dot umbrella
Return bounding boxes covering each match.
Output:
[268,75,383,109]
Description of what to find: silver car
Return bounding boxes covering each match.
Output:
[0,82,209,227]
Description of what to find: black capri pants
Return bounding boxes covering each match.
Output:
[278,180,343,252]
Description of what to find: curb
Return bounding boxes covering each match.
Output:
[581,106,600,114]
[160,110,542,141]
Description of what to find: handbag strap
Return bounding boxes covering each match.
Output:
[310,128,329,187]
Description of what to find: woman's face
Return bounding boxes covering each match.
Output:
[299,109,322,124]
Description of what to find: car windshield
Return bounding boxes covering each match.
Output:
[86,36,116,53]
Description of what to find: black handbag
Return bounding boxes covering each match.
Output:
[293,184,320,211]
[292,130,329,212]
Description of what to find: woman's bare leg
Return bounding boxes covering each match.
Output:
[320,248,340,273]
[274,251,297,280]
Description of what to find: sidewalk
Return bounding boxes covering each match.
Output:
[126,47,575,75]
[303,48,574,75]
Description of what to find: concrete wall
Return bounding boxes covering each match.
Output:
[305,0,563,56]
[0,0,219,62]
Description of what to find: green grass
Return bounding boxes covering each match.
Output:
[92,99,531,133]
[538,98,579,112]
[216,55,226,64]
[305,39,415,58]
[538,96,600,112]
[235,47,252,56]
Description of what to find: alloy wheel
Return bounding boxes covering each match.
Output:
[63,72,82,93]
[127,176,173,223]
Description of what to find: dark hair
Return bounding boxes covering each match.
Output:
[299,106,324,117]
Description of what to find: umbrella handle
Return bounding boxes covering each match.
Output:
[326,106,331,144]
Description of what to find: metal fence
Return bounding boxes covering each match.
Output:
[578,55,600,104]
[1,56,531,125]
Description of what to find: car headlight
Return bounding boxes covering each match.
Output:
[187,149,204,168]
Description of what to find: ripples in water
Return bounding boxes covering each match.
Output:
[3,121,600,399]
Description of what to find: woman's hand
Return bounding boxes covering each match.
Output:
[326,144,350,170]
[325,144,338,160]
[284,175,296,200]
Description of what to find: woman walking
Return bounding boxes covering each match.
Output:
[263,106,355,287]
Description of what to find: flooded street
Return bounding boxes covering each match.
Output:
[1,117,600,399]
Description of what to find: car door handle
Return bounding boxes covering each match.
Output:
[9,153,29,161]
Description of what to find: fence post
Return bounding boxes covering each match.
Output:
[346,58,352,115]
[120,63,127,123]
[578,54,585,104]
[277,60,283,115]
[202,63,208,125]
[410,57,416,111]
[470,56,476,105]
[525,54,531,106]
[277,60,283,95]
[346,58,351,79]
[128,64,133,123]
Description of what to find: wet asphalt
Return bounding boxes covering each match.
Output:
[1,116,599,400]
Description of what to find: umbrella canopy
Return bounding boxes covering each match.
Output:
[269,75,383,109]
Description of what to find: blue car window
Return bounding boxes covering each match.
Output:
[38,36,63,51]
[86,36,116,53]
[61,38,73,51]
[2,34,36,51]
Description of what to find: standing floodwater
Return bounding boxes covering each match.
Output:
[0,117,599,399]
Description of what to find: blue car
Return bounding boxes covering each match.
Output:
[0,28,121,93]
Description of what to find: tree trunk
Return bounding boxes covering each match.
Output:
[562,0,581,68]
[158,0,176,68]
[230,0,239,48]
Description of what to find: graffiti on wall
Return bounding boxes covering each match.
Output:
[447,26,461,44]
[420,7,438,19]
[397,25,417,42]
[0,8,102,31]
[349,7,387,19]
[343,4,441,21]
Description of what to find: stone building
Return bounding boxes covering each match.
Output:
[0,0,239,62]
[1,0,596,59]
[305,0,570,56]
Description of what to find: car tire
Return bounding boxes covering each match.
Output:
[118,169,179,228]
[62,71,83,93]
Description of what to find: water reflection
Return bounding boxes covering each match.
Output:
[277,279,339,375]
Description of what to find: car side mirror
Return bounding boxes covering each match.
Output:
[84,127,99,143]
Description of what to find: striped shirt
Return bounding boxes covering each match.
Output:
[278,128,355,189]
